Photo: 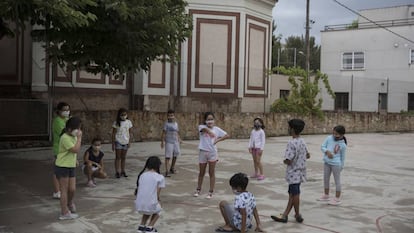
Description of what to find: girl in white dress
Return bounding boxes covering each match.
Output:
[135,156,165,233]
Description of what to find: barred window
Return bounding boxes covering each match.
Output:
[342,52,365,70]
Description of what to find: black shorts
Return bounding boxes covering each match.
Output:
[288,183,301,196]
[54,166,76,178]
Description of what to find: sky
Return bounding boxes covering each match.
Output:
[272,0,414,44]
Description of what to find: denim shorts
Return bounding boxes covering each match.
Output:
[288,183,301,195]
[115,141,128,150]
[54,166,76,178]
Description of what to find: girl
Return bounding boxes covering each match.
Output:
[51,102,70,199]
[194,112,229,199]
[112,108,133,178]
[318,125,347,206]
[82,137,107,187]
[54,116,82,220]
[135,156,165,233]
[248,117,266,180]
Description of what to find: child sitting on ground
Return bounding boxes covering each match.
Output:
[216,172,265,233]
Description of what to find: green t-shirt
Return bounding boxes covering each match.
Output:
[55,133,77,168]
[52,116,68,155]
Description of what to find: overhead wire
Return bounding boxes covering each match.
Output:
[332,0,414,44]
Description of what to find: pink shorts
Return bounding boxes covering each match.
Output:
[251,148,262,156]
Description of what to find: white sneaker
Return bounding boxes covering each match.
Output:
[317,194,330,201]
[193,189,201,197]
[205,192,213,199]
[59,211,79,220]
[328,197,342,206]
[53,191,61,199]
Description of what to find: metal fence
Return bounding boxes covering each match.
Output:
[0,99,50,138]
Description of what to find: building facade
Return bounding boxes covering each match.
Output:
[320,5,414,113]
[0,0,277,138]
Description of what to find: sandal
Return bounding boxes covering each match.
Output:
[295,214,304,223]
[215,226,235,232]
[271,214,288,223]
[169,168,176,174]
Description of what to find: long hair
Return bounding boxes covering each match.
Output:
[136,156,162,188]
[116,108,128,127]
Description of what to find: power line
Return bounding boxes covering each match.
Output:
[332,0,414,44]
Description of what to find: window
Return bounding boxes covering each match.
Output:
[280,90,290,100]
[408,93,414,111]
[410,49,414,65]
[334,92,349,111]
[342,52,365,70]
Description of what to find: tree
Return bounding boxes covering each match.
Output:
[270,66,335,119]
[271,23,282,68]
[0,0,192,75]
[282,36,320,72]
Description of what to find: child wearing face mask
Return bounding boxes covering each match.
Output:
[193,112,229,199]
[216,173,264,233]
[160,109,182,177]
[82,137,107,187]
[55,116,82,220]
[317,125,347,206]
[112,108,133,178]
[248,117,266,180]
[51,102,71,199]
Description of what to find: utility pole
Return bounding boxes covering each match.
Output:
[305,0,310,82]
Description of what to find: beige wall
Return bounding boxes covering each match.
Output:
[71,110,414,144]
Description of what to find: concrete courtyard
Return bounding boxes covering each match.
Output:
[0,132,413,233]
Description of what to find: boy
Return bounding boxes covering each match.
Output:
[271,119,310,223]
[160,109,181,177]
[216,173,264,233]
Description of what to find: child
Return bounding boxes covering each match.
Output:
[248,117,266,180]
[194,112,229,199]
[54,116,82,220]
[82,137,107,187]
[216,173,264,233]
[271,119,310,223]
[51,102,70,199]
[112,108,133,178]
[317,125,347,205]
[160,109,181,177]
[135,156,165,233]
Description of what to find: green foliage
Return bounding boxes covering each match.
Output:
[0,0,192,75]
[270,66,335,119]
[273,35,320,72]
[346,20,358,29]
[400,110,414,116]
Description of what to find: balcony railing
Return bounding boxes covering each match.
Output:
[324,18,414,31]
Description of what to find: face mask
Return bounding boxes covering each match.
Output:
[120,115,127,121]
[334,136,342,141]
[167,117,174,122]
[206,119,214,125]
[232,189,240,195]
[254,123,261,129]
[93,145,101,151]
[61,111,70,118]
[71,129,79,137]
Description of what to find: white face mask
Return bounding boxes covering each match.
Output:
[71,129,79,137]
[120,115,127,121]
[93,145,101,151]
[206,119,214,125]
[61,111,70,118]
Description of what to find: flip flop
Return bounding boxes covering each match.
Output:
[215,226,235,232]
